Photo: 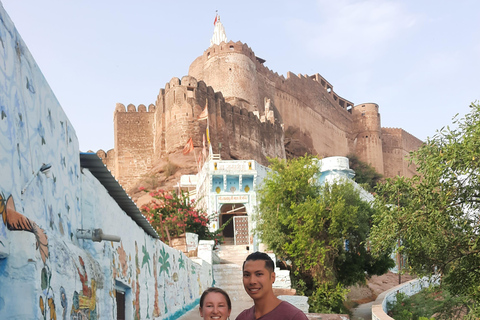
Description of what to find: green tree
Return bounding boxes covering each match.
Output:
[255,156,393,313]
[371,103,480,318]
[347,153,383,191]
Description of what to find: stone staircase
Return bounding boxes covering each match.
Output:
[213,244,253,303]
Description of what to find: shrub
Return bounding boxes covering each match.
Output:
[140,189,229,247]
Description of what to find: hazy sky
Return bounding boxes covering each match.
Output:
[2,0,479,152]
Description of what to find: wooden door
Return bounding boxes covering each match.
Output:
[234,216,249,245]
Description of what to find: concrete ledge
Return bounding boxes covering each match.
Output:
[273,288,296,296]
[372,276,439,320]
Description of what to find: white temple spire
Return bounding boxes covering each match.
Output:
[210,12,227,47]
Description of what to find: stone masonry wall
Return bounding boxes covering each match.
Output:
[113,103,155,191]
[160,76,285,164]
[260,70,353,158]
[190,42,357,160]
[96,149,116,176]
[352,103,384,175]
[110,40,424,190]
[382,128,423,178]
[188,41,419,178]
[189,41,261,111]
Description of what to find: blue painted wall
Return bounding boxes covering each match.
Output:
[0,3,212,319]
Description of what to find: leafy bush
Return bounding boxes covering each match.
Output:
[388,286,474,320]
[308,283,349,314]
[140,189,229,247]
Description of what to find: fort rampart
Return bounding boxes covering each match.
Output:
[189,41,389,173]
[108,40,422,191]
[111,75,285,191]
[381,127,424,178]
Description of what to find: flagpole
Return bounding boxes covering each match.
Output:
[193,147,200,173]
[207,115,213,158]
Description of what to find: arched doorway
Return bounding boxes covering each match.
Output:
[220,204,248,245]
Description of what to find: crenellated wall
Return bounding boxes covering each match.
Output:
[113,103,156,191]
[0,6,213,318]
[110,73,285,191]
[189,41,359,160]
[96,149,116,176]
[160,76,285,162]
[111,37,423,191]
[189,41,261,111]
[186,40,422,177]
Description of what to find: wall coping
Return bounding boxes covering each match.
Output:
[372,276,440,320]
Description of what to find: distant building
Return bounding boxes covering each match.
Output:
[180,157,268,250]
[180,155,373,251]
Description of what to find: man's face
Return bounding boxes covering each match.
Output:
[242,259,275,301]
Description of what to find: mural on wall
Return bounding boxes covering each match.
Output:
[114,241,132,280]
[152,252,161,318]
[0,193,49,263]
[0,191,58,319]
[158,245,171,314]
[39,265,57,320]
[134,242,141,320]
[141,239,151,318]
[70,256,98,319]
[60,287,67,320]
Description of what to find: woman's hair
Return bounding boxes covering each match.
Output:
[199,287,232,310]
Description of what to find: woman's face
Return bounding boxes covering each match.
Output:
[199,292,231,320]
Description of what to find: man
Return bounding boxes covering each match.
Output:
[236,252,308,320]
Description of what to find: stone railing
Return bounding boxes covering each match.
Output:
[372,276,440,320]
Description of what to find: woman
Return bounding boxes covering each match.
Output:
[199,287,232,320]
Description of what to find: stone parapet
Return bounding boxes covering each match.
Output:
[372,276,439,320]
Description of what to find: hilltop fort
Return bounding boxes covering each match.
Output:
[97,16,423,192]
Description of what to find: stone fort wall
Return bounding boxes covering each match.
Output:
[108,75,284,191]
[188,41,389,173]
[107,40,422,191]
[382,127,424,178]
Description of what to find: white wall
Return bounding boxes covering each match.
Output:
[0,3,212,319]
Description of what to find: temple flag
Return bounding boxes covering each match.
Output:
[198,105,208,121]
[182,137,194,155]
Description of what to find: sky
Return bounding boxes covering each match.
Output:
[2,0,479,152]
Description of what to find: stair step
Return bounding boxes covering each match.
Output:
[212,245,255,303]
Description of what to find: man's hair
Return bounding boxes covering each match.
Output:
[243,251,275,273]
[199,287,232,310]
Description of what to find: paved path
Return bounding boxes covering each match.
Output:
[351,301,373,320]
[177,299,253,320]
